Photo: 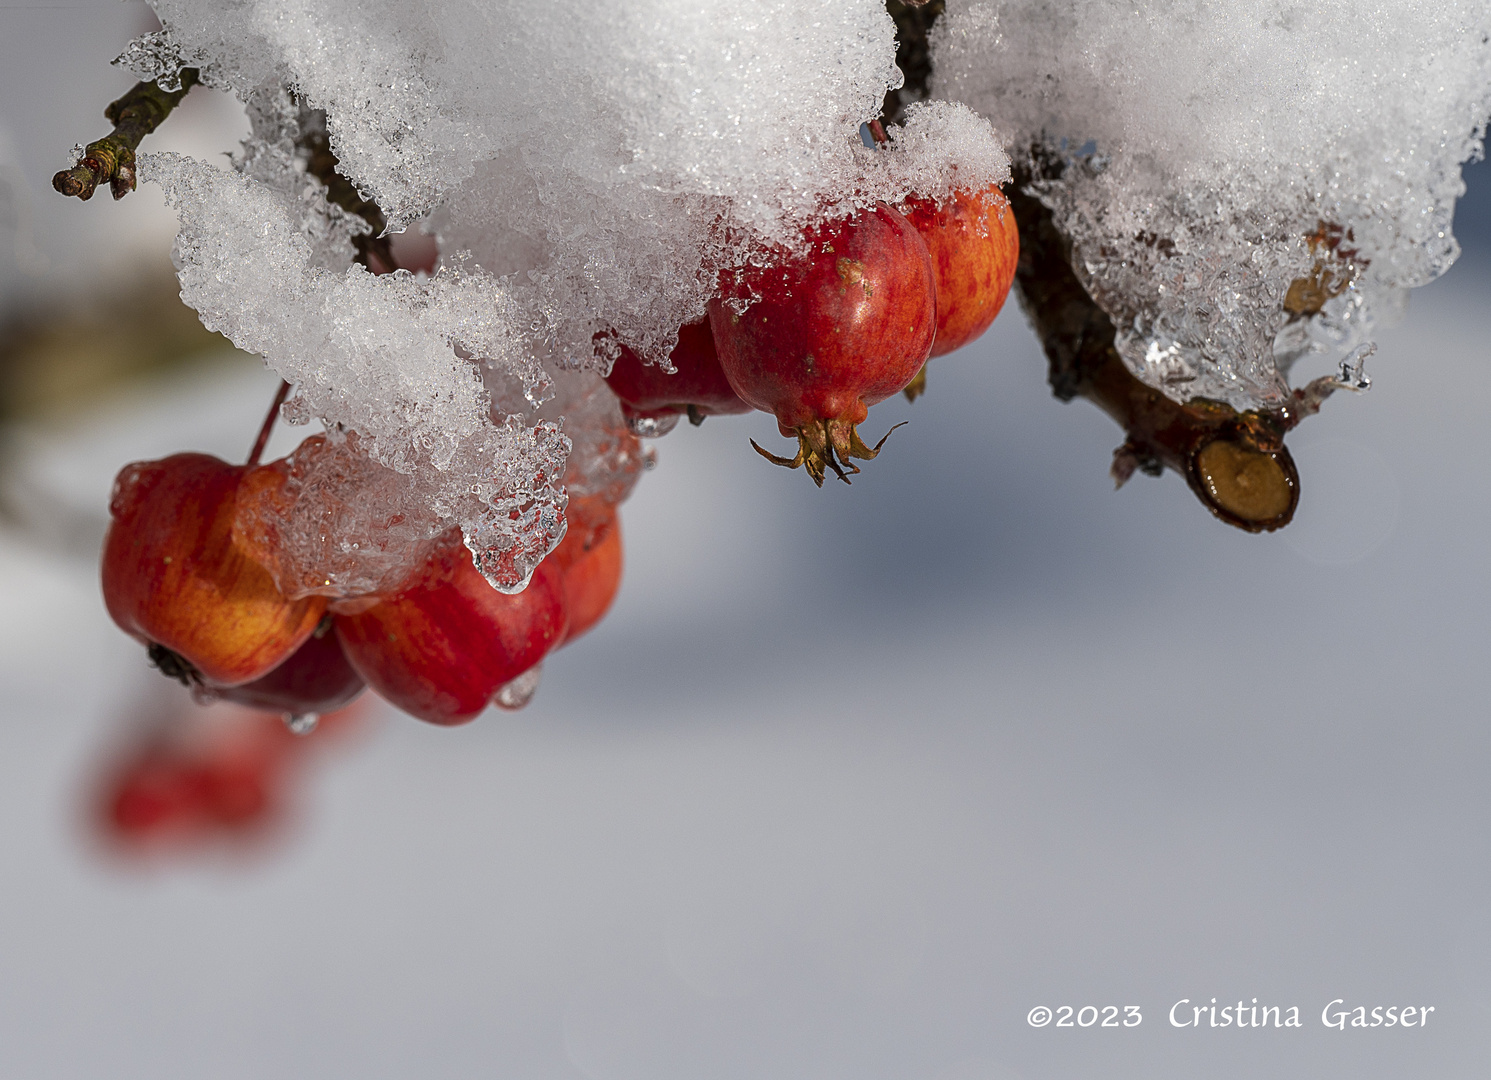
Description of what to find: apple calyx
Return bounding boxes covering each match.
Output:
[902,365,928,403]
[148,642,202,687]
[751,420,906,487]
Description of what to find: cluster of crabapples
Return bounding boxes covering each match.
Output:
[101,182,1018,729]
[608,185,1020,484]
[103,446,623,727]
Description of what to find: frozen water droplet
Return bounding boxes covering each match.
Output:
[1334,342,1375,392]
[493,665,542,711]
[280,394,312,426]
[626,413,680,439]
[284,712,319,736]
[188,683,221,707]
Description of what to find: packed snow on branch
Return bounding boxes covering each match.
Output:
[935,0,1491,410]
[126,0,1008,591]
[124,0,1489,589]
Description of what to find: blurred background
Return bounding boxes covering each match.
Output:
[3,3,1490,1078]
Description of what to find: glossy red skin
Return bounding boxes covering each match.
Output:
[209,626,366,716]
[605,319,752,422]
[102,453,327,686]
[901,186,1019,357]
[549,498,622,645]
[335,536,568,726]
[707,204,935,433]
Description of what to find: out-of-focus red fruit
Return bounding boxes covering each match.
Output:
[900,185,1019,360]
[103,715,283,842]
[207,620,366,718]
[102,453,328,686]
[708,203,936,485]
[195,757,273,825]
[550,497,623,645]
[335,533,569,725]
[97,695,369,851]
[605,319,752,430]
[108,756,200,835]
[106,751,279,841]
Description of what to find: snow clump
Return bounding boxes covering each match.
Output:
[935,0,1491,410]
[127,0,1010,591]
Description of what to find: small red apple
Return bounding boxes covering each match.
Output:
[549,496,623,645]
[103,453,328,686]
[205,619,366,718]
[708,203,936,485]
[900,185,1018,359]
[334,532,569,725]
[605,318,752,429]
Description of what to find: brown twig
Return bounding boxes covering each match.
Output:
[247,380,292,467]
[53,70,199,201]
[295,113,397,273]
[1009,150,1301,533]
[882,1,945,126]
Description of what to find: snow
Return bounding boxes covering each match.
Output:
[122,0,1008,591]
[935,0,1491,409]
[3,7,1491,1069]
[107,0,1491,589]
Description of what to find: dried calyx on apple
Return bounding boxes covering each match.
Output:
[709,204,935,486]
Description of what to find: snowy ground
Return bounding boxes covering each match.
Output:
[0,255,1487,1079]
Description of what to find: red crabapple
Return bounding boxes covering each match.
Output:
[708,204,935,485]
[605,318,751,431]
[335,532,568,725]
[102,453,327,687]
[550,496,623,645]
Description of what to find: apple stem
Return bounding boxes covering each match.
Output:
[868,119,889,146]
[247,380,292,467]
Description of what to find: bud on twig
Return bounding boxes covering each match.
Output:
[53,69,199,201]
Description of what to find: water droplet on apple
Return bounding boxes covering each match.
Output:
[284,712,319,736]
[493,665,542,711]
